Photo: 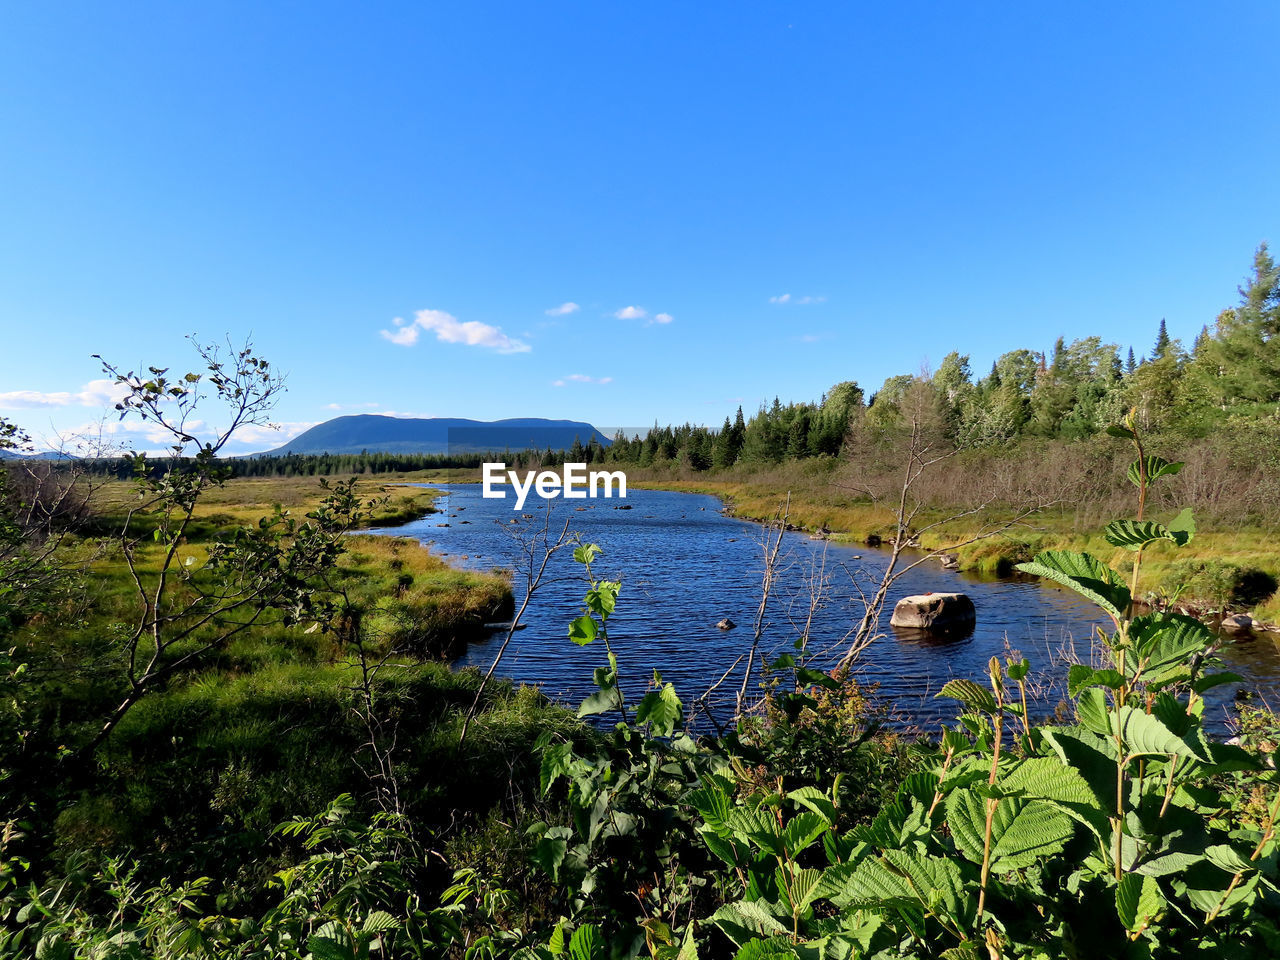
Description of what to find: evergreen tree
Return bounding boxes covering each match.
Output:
[711,417,736,469]
[1202,243,1280,406]
[1153,318,1172,359]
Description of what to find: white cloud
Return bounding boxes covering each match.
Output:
[380,309,531,354]
[614,305,647,320]
[553,374,613,387]
[545,301,580,316]
[0,378,130,410]
[650,312,674,325]
[24,416,319,458]
[380,315,420,346]
[769,293,826,305]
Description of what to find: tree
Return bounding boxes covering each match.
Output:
[81,339,372,755]
[1201,243,1280,406]
[0,420,98,642]
[1152,318,1172,359]
[1126,337,1184,432]
[810,381,863,456]
[710,418,734,469]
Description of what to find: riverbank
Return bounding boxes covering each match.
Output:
[620,462,1280,630]
[8,471,541,883]
[375,462,1280,629]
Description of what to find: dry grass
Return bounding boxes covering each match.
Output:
[623,458,1280,617]
[89,472,445,530]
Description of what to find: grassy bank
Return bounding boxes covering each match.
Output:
[12,471,541,887]
[88,471,449,532]
[622,458,1280,623]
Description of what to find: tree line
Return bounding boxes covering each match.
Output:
[602,243,1280,469]
[77,436,614,480]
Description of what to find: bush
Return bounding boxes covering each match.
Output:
[1232,567,1279,607]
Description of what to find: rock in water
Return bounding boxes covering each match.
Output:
[890,593,976,632]
[1221,613,1255,635]
[716,618,736,630]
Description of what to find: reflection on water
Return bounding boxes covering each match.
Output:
[366,485,1280,735]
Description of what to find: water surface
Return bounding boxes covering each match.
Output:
[367,485,1280,734]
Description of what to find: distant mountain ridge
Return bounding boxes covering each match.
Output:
[0,450,73,461]
[257,415,612,457]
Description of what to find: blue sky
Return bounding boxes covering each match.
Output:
[1,2,1277,454]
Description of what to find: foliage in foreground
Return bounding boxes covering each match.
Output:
[3,417,1280,958]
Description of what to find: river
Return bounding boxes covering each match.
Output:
[366,484,1280,735]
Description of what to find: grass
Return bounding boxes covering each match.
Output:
[58,659,579,891]
[620,459,1280,621]
[87,472,445,532]
[16,470,545,890]
[340,534,513,658]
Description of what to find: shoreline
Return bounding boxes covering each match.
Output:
[385,473,1280,642]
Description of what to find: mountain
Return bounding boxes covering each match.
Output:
[0,450,74,461]
[257,415,612,457]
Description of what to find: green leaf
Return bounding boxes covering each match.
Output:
[935,678,996,714]
[1016,550,1130,621]
[568,615,599,646]
[1115,873,1163,932]
[540,740,574,794]
[569,924,606,960]
[710,901,789,944]
[548,922,569,955]
[1103,518,1178,551]
[787,786,837,826]
[636,684,683,736]
[700,828,753,868]
[578,665,622,717]
[946,791,1074,872]
[1000,756,1109,839]
[1067,665,1124,696]
[577,686,621,717]
[306,935,354,960]
[1135,850,1205,877]
[1126,455,1183,489]
[1127,613,1215,682]
[1193,672,1243,695]
[1075,688,1111,735]
[730,935,795,959]
[572,543,602,565]
[780,866,824,912]
[822,857,914,909]
[880,849,971,927]
[531,827,570,880]
[677,926,699,960]
[782,811,829,855]
[726,807,785,857]
[795,666,840,690]
[1112,705,1212,762]
[586,581,619,618]
[1166,507,1195,544]
[689,783,734,833]
[1205,844,1257,874]
[362,911,397,935]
